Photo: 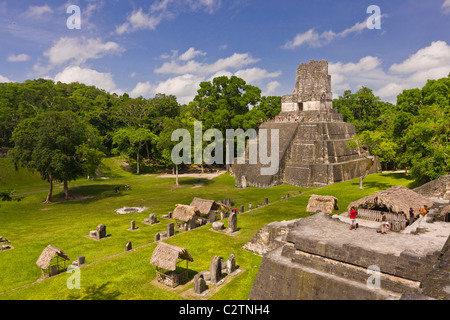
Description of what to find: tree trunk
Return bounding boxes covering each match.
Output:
[359,158,375,190]
[175,164,179,186]
[63,179,69,199]
[136,151,140,174]
[145,141,150,160]
[44,173,53,203]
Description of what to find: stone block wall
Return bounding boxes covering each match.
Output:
[249,212,447,300]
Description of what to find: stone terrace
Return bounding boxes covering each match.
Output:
[249,212,450,300]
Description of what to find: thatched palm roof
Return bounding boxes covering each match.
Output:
[189,197,230,215]
[150,242,193,271]
[306,195,339,214]
[348,185,434,216]
[36,245,70,269]
[173,204,201,222]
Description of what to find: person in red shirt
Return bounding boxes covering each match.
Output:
[349,207,357,230]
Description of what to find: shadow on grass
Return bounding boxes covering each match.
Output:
[360,172,419,190]
[67,282,121,300]
[174,177,215,187]
[52,184,129,205]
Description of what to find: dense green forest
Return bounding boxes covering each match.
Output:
[334,75,450,183]
[1,74,449,201]
[0,76,281,201]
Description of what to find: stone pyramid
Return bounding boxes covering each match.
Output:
[233,59,381,188]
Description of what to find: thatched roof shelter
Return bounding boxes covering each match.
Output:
[348,185,434,217]
[306,195,339,214]
[150,242,193,271]
[36,245,70,270]
[172,204,201,222]
[189,197,230,215]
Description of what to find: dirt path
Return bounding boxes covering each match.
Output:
[157,170,228,180]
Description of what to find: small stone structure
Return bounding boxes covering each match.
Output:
[125,241,132,251]
[228,212,237,233]
[414,175,450,200]
[88,224,108,240]
[194,273,208,294]
[167,223,174,237]
[210,256,223,285]
[0,237,12,252]
[115,206,147,214]
[212,221,224,231]
[143,213,158,225]
[96,224,106,240]
[127,220,138,231]
[306,195,339,214]
[226,253,236,274]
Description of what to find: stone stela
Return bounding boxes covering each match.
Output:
[233,59,381,188]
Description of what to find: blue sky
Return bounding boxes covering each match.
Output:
[1,0,450,104]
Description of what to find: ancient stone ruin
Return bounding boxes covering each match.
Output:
[248,212,450,300]
[194,273,208,295]
[88,224,107,240]
[210,256,223,285]
[228,212,237,233]
[233,59,381,188]
[143,213,158,225]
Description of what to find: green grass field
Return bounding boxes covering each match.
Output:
[0,157,417,300]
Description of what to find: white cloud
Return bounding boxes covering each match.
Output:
[388,40,450,74]
[282,28,320,49]
[130,81,153,98]
[376,41,450,100]
[179,47,206,61]
[132,47,280,104]
[0,75,12,83]
[155,52,260,75]
[234,68,281,85]
[443,0,450,14]
[282,19,369,49]
[265,81,281,96]
[25,4,53,18]
[54,66,123,95]
[116,0,221,34]
[7,53,30,62]
[328,41,450,103]
[153,74,204,102]
[43,37,124,67]
[130,74,204,104]
[116,8,166,34]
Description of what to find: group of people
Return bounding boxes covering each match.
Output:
[348,204,430,234]
[266,114,302,123]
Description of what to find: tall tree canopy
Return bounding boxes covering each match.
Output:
[337,74,450,183]
[10,110,103,202]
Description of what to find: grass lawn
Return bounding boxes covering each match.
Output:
[0,157,417,300]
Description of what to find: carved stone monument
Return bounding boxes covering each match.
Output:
[96,224,106,240]
[210,256,223,285]
[226,252,236,274]
[228,213,237,233]
[194,273,208,294]
[233,59,381,188]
